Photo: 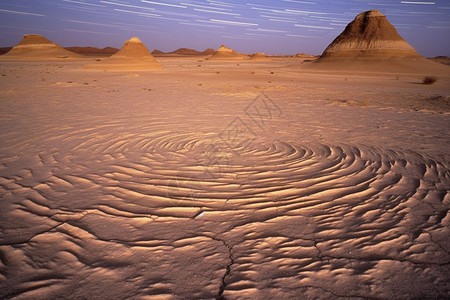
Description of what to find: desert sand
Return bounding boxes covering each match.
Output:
[0,55,449,299]
[1,9,450,298]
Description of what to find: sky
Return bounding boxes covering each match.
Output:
[0,0,449,56]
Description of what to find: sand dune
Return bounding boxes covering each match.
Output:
[0,53,449,299]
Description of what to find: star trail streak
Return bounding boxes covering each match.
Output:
[0,1,448,58]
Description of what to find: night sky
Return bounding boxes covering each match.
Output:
[0,0,449,56]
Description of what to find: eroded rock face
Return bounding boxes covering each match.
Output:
[303,9,449,73]
[321,10,420,58]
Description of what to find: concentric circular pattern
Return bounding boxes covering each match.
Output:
[1,129,449,299]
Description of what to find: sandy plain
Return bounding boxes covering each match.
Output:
[0,56,449,299]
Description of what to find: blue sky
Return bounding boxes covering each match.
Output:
[0,0,449,56]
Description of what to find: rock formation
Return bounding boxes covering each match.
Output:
[83,37,162,70]
[322,10,420,58]
[0,34,82,59]
[206,45,247,60]
[249,52,269,60]
[304,10,448,74]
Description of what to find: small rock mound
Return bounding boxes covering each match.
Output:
[207,45,247,60]
[217,45,237,55]
[249,52,269,60]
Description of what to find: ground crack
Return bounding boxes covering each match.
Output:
[206,235,234,300]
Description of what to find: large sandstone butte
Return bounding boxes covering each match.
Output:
[322,10,419,58]
[84,37,162,70]
[305,10,448,74]
[0,34,82,60]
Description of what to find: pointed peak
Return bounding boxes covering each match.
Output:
[207,44,243,60]
[217,45,234,52]
[112,36,154,59]
[320,9,419,58]
[83,36,163,70]
[127,37,142,43]
[356,9,385,19]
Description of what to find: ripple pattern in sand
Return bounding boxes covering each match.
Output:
[1,129,449,299]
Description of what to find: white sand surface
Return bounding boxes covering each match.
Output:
[0,57,449,299]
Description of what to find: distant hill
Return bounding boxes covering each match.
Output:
[169,48,202,55]
[152,49,165,55]
[295,53,319,58]
[0,47,12,55]
[65,46,119,56]
[152,48,216,56]
[430,56,450,66]
[202,48,215,55]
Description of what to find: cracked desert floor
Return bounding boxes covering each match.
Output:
[0,57,449,299]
